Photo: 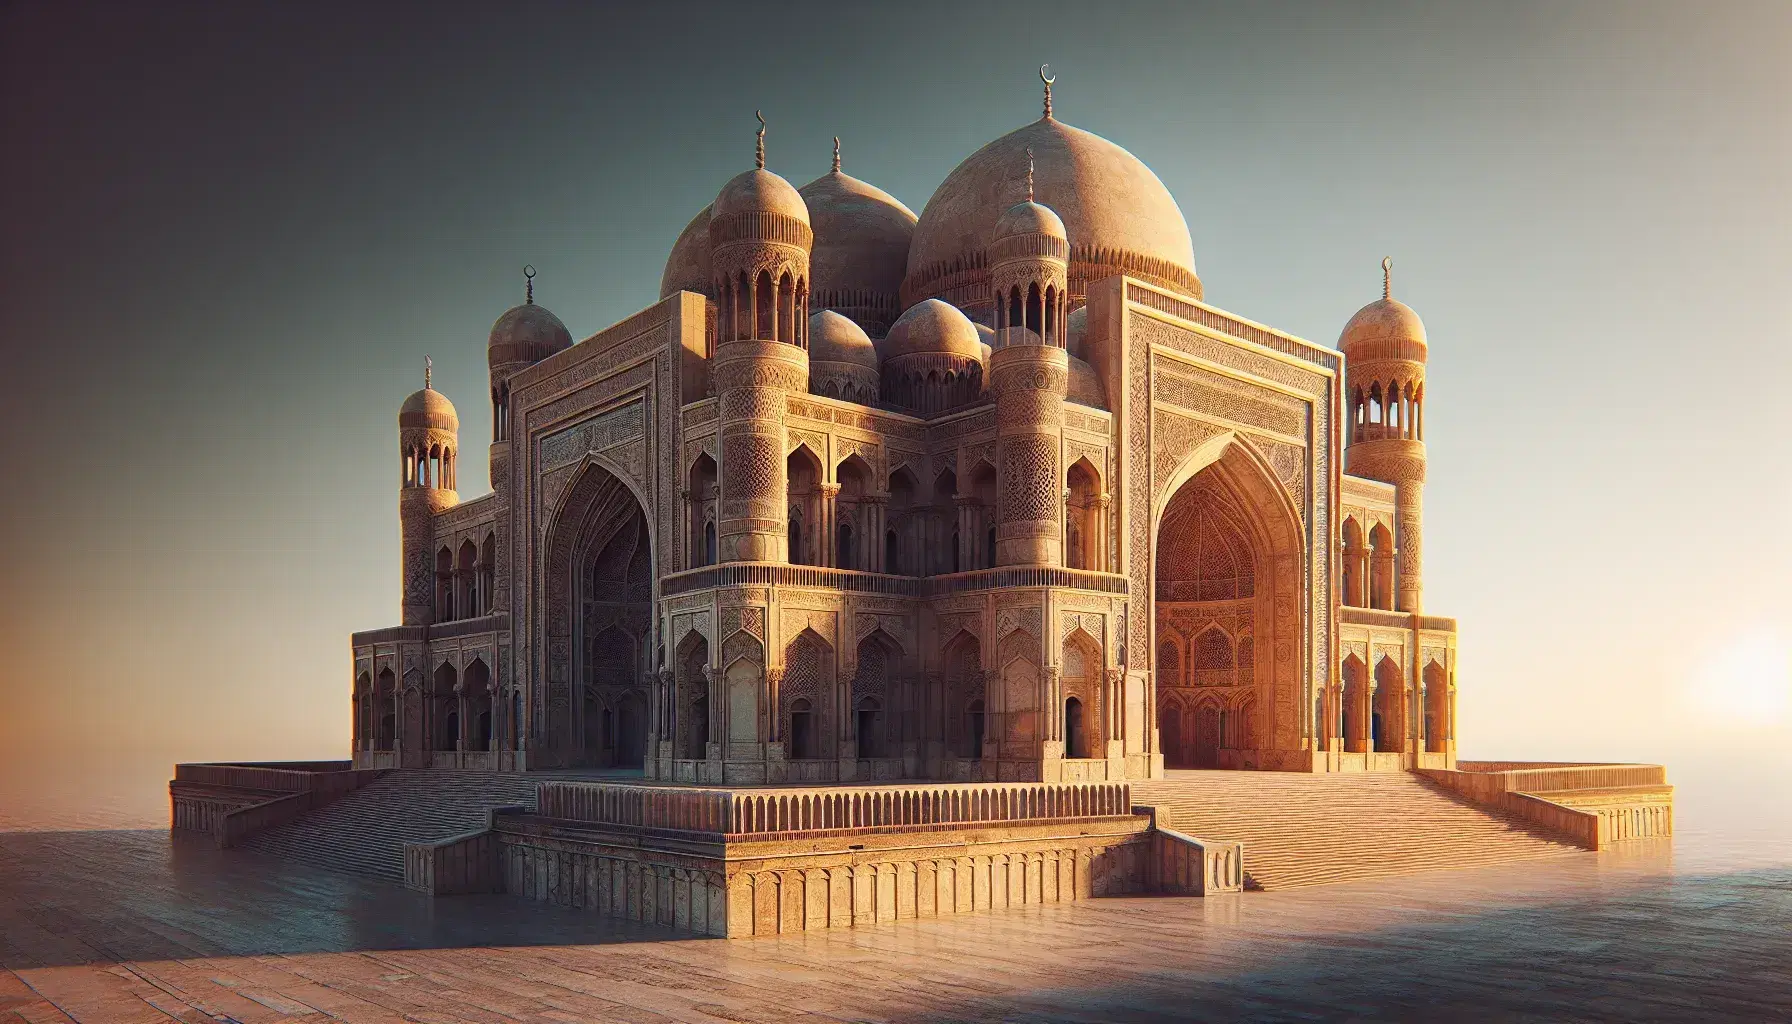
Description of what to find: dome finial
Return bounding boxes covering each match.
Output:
[832,136,841,173]
[1040,65,1055,119]
[1025,147,1035,202]
[523,263,536,304]
[755,110,766,170]
[424,355,433,391]
[1382,256,1393,300]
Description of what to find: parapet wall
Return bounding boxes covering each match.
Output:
[404,779,1239,937]
[1419,761,1673,850]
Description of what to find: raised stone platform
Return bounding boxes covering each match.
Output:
[406,779,1243,937]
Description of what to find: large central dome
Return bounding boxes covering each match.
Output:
[904,117,1201,315]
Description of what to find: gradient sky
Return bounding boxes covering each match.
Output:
[4,2,1789,815]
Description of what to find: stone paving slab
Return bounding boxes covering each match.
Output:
[3,827,1790,1022]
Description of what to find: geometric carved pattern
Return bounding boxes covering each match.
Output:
[999,435,1058,524]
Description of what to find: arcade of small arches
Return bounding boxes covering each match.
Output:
[991,281,1070,349]
[433,533,496,623]
[715,267,810,348]
[402,442,458,490]
[352,656,512,757]
[686,446,1113,579]
[1349,377,1425,444]
[1339,516,1397,611]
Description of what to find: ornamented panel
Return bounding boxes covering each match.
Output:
[1154,365,1305,438]
[539,400,647,473]
[1151,411,1226,495]
[1131,312,1327,398]
[999,436,1058,523]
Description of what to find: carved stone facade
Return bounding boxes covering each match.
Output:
[350,98,1458,781]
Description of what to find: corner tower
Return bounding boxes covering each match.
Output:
[487,266,572,502]
[709,113,812,562]
[987,161,1070,566]
[399,362,459,626]
[989,148,1069,347]
[1341,258,1428,612]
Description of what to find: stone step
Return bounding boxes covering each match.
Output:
[1133,770,1585,891]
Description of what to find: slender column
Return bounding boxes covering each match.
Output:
[818,483,839,568]
[954,496,977,573]
[867,496,887,572]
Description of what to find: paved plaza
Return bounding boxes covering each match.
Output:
[3,826,1788,1022]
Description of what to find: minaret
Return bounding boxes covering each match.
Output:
[708,112,813,562]
[487,265,572,504]
[987,155,1071,565]
[1340,257,1429,612]
[989,147,1070,346]
[398,359,460,625]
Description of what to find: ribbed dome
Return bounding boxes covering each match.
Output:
[881,299,984,362]
[714,168,810,224]
[1066,354,1106,409]
[905,117,1200,305]
[1339,297,1428,360]
[399,387,458,431]
[808,310,878,369]
[798,169,916,335]
[488,301,573,369]
[659,204,713,299]
[993,199,1066,242]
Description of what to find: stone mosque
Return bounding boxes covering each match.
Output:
[350,72,1459,786]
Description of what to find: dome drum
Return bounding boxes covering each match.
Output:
[880,352,983,416]
[709,211,813,250]
[989,232,1069,266]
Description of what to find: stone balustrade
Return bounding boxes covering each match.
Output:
[1148,826,1244,896]
[1419,762,1672,851]
[658,562,1128,599]
[170,761,385,847]
[535,780,1133,836]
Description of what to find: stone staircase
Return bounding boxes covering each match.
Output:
[237,769,632,881]
[1132,770,1586,891]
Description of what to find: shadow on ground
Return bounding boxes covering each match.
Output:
[0,828,683,969]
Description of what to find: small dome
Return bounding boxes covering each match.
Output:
[993,199,1066,242]
[880,299,985,362]
[488,301,573,369]
[659,204,713,299]
[400,387,458,432]
[714,168,810,225]
[808,310,877,369]
[1339,297,1428,359]
[1065,305,1088,359]
[1066,354,1106,409]
[799,168,916,335]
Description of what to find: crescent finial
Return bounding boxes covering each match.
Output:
[832,136,841,173]
[755,110,766,169]
[523,264,535,304]
[1382,256,1393,300]
[1041,64,1055,119]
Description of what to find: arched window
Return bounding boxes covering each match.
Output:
[885,529,898,575]
[1369,524,1394,610]
[838,522,854,570]
[756,271,774,339]
[856,696,884,758]
[435,547,455,621]
[479,533,496,614]
[1026,282,1042,334]
[966,699,985,758]
[1044,284,1056,344]
[789,698,815,759]
[1064,696,1087,758]
[1009,286,1023,330]
[703,521,717,566]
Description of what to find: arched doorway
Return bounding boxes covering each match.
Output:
[542,460,655,768]
[1154,438,1305,771]
[1064,697,1087,759]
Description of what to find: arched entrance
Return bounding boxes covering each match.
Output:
[1153,437,1305,771]
[542,460,655,769]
